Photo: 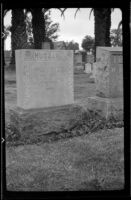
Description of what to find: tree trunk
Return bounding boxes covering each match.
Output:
[31,8,45,49]
[94,8,111,61]
[10,9,28,68]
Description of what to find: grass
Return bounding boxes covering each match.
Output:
[4,68,124,191]
[6,128,124,191]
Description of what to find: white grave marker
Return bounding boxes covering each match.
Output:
[84,63,92,73]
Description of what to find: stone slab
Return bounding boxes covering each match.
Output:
[87,96,123,120]
[9,104,86,140]
[15,50,74,109]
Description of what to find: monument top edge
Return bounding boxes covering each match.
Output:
[15,49,74,52]
[96,46,123,52]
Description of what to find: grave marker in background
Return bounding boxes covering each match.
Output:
[84,63,92,73]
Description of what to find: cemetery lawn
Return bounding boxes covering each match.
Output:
[5,69,124,191]
[6,128,124,191]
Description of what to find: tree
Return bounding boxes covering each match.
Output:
[31,8,45,49]
[110,28,122,47]
[10,9,28,66]
[25,12,34,47]
[94,8,111,47]
[81,35,94,53]
[44,10,59,42]
[26,9,60,48]
[61,8,112,60]
[4,8,61,68]
[4,25,11,41]
[3,9,10,66]
[3,25,11,65]
[93,8,111,60]
[65,40,79,50]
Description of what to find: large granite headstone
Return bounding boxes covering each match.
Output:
[9,49,85,141]
[15,50,74,109]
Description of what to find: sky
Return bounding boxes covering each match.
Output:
[4,8,122,50]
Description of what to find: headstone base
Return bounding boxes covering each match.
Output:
[87,96,123,120]
[9,104,85,141]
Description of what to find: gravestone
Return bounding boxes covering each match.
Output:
[9,49,86,141]
[95,47,123,98]
[87,47,123,119]
[74,53,82,65]
[84,63,92,73]
[15,50,74,109]
[88,62,97,81]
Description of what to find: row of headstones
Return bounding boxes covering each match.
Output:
[75,47,123,97]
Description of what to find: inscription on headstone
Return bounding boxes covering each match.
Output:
[15,50,74,109]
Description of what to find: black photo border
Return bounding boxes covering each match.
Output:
[1,0,130,199]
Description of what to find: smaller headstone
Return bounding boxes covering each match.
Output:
[87,46,123,120]
[84,63,92,73]
[95,47,123,98]
[74,53,82,65]
[89,62,97,81]
[42,42,51,49]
